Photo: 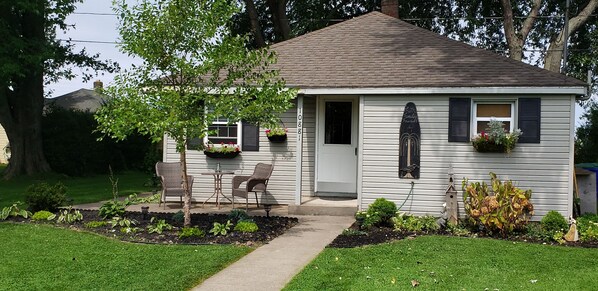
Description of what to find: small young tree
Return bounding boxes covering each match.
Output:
[96,0,295,226]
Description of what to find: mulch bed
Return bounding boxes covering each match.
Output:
[8,209,298,246]
[329,221,598,248]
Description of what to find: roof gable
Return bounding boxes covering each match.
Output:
[270,12,586,89]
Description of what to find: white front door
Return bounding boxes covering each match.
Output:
[316,96,358,196]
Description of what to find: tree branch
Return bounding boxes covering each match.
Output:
[520,0,542,41]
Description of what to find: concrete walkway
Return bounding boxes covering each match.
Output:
[193,215,354,291]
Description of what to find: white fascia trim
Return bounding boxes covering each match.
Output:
[297,87,587,96]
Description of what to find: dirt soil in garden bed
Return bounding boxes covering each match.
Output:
[328,221,598,248]
[10,209,298,246]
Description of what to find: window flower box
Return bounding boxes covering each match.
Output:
[203,143,240,159]
[266,128,288,143]
[471,120,521,154]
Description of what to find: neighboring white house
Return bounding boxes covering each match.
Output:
[0,126,8,164]
[163,10,588,219]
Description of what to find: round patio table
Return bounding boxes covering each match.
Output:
[201,171,234,209]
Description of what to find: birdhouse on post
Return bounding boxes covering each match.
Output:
[445,169,459,225]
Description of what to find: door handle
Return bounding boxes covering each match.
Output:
[355,147,357,156]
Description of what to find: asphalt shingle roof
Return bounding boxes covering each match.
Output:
[270,12,586,89]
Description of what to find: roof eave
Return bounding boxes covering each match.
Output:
[296,86,588,97]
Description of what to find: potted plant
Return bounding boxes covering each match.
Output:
[203,142,241,158]
[472,120,522,153]
[266,128,288,143]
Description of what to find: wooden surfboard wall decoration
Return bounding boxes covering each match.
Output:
[399,102,421,179]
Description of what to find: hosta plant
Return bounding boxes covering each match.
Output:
[147,217,173,234]
[51,207,83,224]
[0,202,32,220]
[462,172,533,236]
[210,220,233,236]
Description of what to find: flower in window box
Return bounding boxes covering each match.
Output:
[266,128,288,143]
[203,142,240,158]
[471,119,522,153]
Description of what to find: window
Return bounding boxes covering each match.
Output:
[207,116,239,144]
[449,98,541,143]
[472,102,514,134]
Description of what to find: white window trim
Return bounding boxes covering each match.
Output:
[471,101,516,136]
[203,118,242,147]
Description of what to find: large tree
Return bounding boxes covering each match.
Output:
[0,0,115,178]
[96,0,295,226]
[576,99,598,163]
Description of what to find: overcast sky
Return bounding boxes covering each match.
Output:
[46,1,138,97]
[48,0,589,126]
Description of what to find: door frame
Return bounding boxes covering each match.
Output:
[314,95,359,195]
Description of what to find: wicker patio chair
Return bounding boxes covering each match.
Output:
[155,162,194,209]
[232,163,273,210]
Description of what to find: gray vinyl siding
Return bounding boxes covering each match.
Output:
[163,99,305,205]
[360,95,573,220]
[301,97,316,197]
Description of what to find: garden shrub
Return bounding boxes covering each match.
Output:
[178,227,205,239]
[228,209,250,222]
[577,214,598,242]
[42,106,156,176]
[171,210,185,223]
[25,182,68,212]
[391,213,439,232]
[234,220,259,233]
[462,172,533,236]
[31,210,54,221]
[541,210,568,233]
[356,198,397,229]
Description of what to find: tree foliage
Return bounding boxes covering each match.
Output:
[0,0,116,178]
[576,98,598,163]
[96,0,295,226]
[232,0,598,92]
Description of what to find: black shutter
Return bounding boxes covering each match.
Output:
[242,122,260,151]
[448,98,471,142]
[518,98,541,143]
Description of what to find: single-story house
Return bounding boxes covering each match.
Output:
[162,8,588,219]
[44,80,107,113]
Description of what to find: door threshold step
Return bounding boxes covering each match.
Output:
[288,205,357,216]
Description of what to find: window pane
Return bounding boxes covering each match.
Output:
[325,102,352,144]
[477,104,511,118]
[218,126,228,137]
[228,125,238,137]
[477,121,510,134]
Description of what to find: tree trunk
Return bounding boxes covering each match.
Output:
[500,0,542,61]
[267,0,291,41]
[1,3,51,179]
[544,0,598,72]
[244,0,266,48]
[179,147,192,227]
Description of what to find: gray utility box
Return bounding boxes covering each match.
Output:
[576,167,597,215]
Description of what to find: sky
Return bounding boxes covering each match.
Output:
[47,1,589,127]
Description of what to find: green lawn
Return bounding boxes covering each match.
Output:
[0,164,152,208]
[285,235,598,290]
[1,223,250,290]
